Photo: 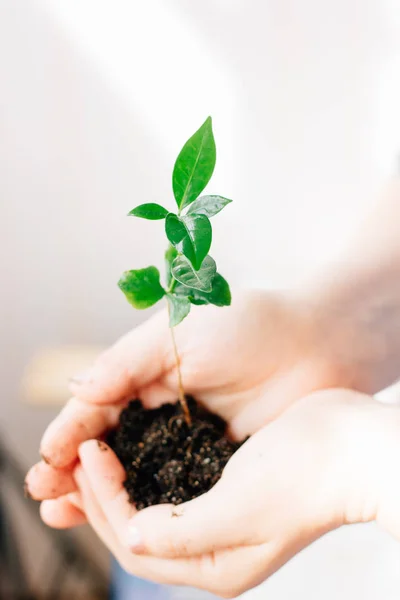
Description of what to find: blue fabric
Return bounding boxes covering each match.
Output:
[110,560,219,599]
[110,560,170,599]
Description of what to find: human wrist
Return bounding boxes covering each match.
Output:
[301,392,396,531]
[295,265,400,394]
[334,398,400,532]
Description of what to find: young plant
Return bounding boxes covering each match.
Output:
[118,117,232,424]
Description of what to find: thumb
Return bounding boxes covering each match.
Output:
[69,311,170,404]
[230,358,341,438]
[126,481,253,559]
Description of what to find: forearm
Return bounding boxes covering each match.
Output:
[306,179,400,393]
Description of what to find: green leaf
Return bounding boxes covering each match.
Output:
[118,266,165,309]
[176,273,231,306]
[128,203,169,220]
[171,255,216,292]
[167,293,191,327]
[172,117,216,210]
[165,213,212,270]
[186,195,232,218]
[165,245,178,287]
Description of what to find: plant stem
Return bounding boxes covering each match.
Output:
[167,278,177,294]
[167,306,191,426]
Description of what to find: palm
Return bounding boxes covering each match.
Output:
[27,289,343,525]
[141,290,338,437]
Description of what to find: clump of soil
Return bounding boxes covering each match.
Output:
[107,397,242,510]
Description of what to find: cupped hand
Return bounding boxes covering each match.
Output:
[40,390,400,598]
[26,290,353,525]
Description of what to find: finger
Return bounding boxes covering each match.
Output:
[126,481,253,559]
[74,465,194,585]
[40,496,87,528]
[69,312,170,405]
[67,491,84,511]
[74,465,130,559]
[138,381,177,408]
[78,439,135,542]
[40,397,123,468]
[230,358,339,438]
[76,462,263,594]
[25,461,76,500]
[196,544,268,598]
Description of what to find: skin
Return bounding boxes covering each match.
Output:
[26,290,361,505]
[26,179,400,596]
[44,391,400,598]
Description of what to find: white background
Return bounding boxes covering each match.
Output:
[1,1,400,597]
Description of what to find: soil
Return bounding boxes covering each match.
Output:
[107,397,243,510]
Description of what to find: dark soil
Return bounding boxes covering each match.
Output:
[107,397,242,510]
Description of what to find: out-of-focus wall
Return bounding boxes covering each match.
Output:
[0,0,399,597]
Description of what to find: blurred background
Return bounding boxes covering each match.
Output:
[1,0,400,598]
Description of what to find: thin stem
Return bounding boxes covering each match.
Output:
[167,305,192,426]
[167,278,177,294]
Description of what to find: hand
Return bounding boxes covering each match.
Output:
[47,390,400,598]
[25,289,368,526]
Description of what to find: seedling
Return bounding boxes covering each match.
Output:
[118,117,232,424]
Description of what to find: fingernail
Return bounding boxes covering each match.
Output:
[24,481,33,500]
[69,370,92,386]
[40,451,52,465]
[126,524,144,553]
[96,440,109,452]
